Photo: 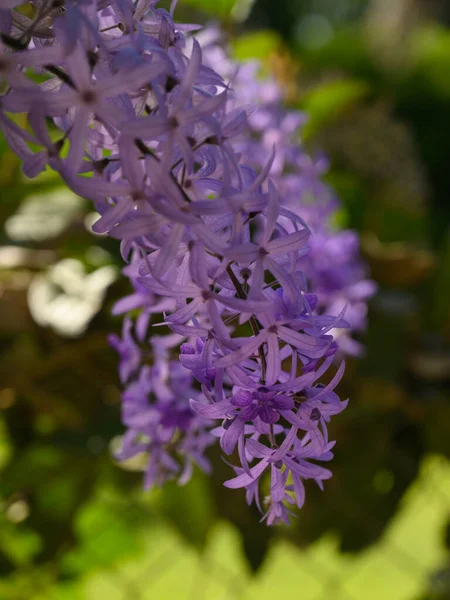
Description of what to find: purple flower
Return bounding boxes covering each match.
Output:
[0,1,361,524]
[231,388,294,424]
[180,340,216,388]
[108,317,141,384]
[201,30,376,356]
[114,326,215,488]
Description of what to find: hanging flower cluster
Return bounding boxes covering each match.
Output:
[0,0,371,525]
[199,27,377,357]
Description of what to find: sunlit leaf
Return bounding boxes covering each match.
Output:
[410,25,450,99]
[181,0,236,18]
[233,30,281,61]
[5,189,85,242]
[301,78,370,138]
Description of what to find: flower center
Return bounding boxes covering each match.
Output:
[81,89,96,105]
[131,190,144,202]
[310,408,321,421]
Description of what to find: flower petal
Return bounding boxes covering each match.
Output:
[220,417,244,455]
[278,326,331,359]
[224,456,270,489]
[215,330,268,368]
[190,398,235,419]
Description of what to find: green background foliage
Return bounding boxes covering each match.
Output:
[1,0,450,598]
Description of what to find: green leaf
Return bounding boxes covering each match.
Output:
[159,471,215,550]
[36,473,83,522]
[61,490,144,575]
[301,78,370,139]
[0,517,42,566]
[233,30,281,61]
[296,25,374,77]
[0,417,12,470]
[410,25,450,99]
[181,0,236,18]
[4,189,85,243]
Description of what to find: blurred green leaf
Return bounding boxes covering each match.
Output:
[27,259,118,337]
[0,418,12,470]
[159,472,215,550]
[233,30,281,61]
[0,517,42,566]
[301,78,370,138]
[208,448,274,571]
[411,25,450,99]
[2,445,64,495]
[324,170,367,231]
[36,473,83,522]
[181,0,235,18]
[297,25,374,77]
[62,490,144,575]
[4,190,85,243]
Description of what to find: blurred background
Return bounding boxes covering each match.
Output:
[1,0,450,598]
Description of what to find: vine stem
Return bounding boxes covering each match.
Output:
[133,140,269,384]
[226,264,267,384]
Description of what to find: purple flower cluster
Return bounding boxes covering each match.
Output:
[113,325,216,488]
[200,27,377,356]
[0,1,361,524]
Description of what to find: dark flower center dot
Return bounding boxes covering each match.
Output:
[201,290,212,301]
[165,75,178,92]
[268,325,278,333]
[205,135,219,145]
[241,268,251,280]
[169,116,178,128]
[93,157,109,173]
[131,190,144,202]
[310,408,321,421]
[259,247,269,257]
[81,90,96,104]
[87,50,98,69]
